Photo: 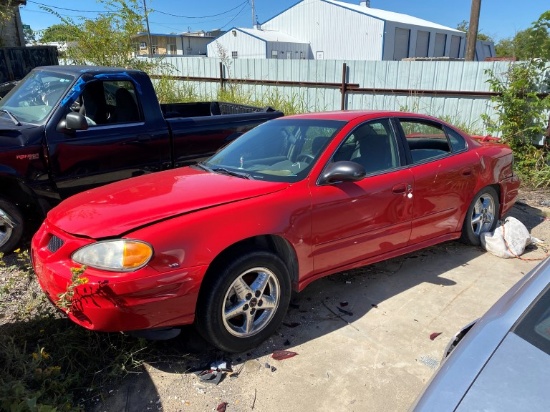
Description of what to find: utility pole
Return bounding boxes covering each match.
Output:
[251,0,256,28]
[465,0,481,61]
[142,0,153,58]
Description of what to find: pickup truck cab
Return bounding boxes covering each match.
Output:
[0,65,283,253]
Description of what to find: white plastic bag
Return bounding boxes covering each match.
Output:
[480,216,533,258]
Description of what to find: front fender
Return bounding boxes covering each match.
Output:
[128,183,313,281]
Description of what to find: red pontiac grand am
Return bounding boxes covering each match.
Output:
[32,111,520,352]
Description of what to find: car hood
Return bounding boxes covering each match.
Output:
[456,332,550,411]
[48,167,290,238]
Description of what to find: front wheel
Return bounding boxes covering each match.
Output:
[0,198,24,254]
[460,187,499,246]
[196,251,291,353]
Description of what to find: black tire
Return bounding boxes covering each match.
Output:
[196,251,291,353]
[460,186,499,246]
[0,198,24,254]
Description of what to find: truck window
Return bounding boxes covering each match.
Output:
[78,80,141,126]
[0,70,74,125]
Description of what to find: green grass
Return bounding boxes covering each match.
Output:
[0,251,157,411]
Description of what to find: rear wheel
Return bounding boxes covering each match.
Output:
[196,251,291,353]
[0,198,24,254]
[460,187,499,246]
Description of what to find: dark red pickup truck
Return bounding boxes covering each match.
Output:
[0,65,283,252]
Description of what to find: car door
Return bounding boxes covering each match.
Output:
[310,118,414,274]
[45,79,171,198]
[396,117,479,244]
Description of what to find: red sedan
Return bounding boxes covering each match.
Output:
[32,111,520,352]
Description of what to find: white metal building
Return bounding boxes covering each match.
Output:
[208,0,468,61]
[207,28,309,60]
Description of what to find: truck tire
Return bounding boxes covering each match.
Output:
[0,198,24,254]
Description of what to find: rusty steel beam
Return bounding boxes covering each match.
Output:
[152,74,359,90]
[149,75,548,99]
[341,63,347,110]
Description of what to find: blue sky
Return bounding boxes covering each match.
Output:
[20,0,549,41]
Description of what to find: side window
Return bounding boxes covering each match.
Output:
[77,80,141,126]
[107,81,141,124]
[400,119,451,163]
[333,119,399,174]
[445,127,468,152]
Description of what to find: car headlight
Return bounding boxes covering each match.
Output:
[72,240,153,272]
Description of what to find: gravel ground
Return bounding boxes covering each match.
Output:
[0,250,50,326]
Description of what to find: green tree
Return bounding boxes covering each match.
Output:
[39,23,76,43]
[494,37,515,57]
[484,60,550,186]
[0,0,16,46]
[495,11,550,59]
[23,25,36,44]
[42,0,152,70]
[0,0,15,24]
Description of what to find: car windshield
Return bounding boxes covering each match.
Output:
[203,118,345,182]
[513,283,550,356]
[0,70,74,125]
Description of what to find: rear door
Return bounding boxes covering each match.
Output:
[45,78,171,198]
[395,117,479,244]
[310,118,414,274]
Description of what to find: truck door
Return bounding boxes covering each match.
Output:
[45,78,171,199]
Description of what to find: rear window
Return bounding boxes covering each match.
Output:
[399,119,451,164]
[513,284,550,356]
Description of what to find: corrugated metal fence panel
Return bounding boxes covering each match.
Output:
[142,58,537,132]
[343,60,517,131]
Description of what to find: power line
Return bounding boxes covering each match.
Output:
[154,0,248,19]
[221,1,249,29]
[26,0,249,19]
[27,0,113,13]
[23,0,252,32]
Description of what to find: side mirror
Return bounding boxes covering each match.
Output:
[319,161,366,184]
[57,112,89,133]
[65,112,89,131]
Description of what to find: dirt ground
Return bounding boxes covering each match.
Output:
[87,189,550,412]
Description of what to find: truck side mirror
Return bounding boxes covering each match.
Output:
[61,112,89,132]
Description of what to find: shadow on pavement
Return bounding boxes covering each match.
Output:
[508,200,548,232]
[93,239,485,410]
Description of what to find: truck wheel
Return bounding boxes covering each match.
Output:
[460,187,499,246]
[0,198,24,254]
[196,251,291,353]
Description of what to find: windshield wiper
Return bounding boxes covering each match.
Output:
[211,167,253,180]
[0,109,21,126]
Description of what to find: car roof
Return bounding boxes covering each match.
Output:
[282,110,440,122]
